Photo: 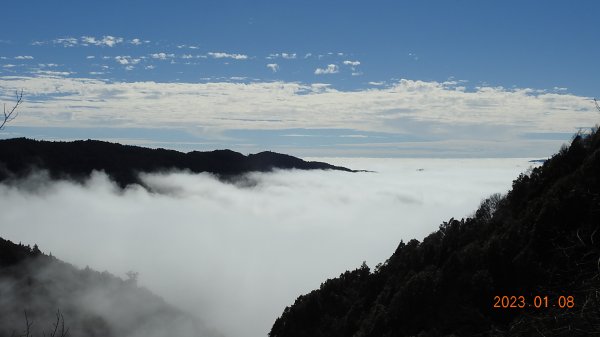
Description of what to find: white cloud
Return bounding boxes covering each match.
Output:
[115,56,130,65]
[369,81,385,86]
[2,64,16,68]
[38,35,126,47]
[207,52,248,60]
[304,53,312,59]
[115,56,141,65]
[268,53,297,60]
[314,64,339,75]
[145,65,155,70]
[150,53,175,60]
[100,36,124,47]
[86,56,95,59]
[130,38,144,45]
[177,44,200,49]
[266,63,279,72]
[181,54,194,59]
[80,36,98,45]
[344,60,361,73]
[53,37,78,47]
[81,35,124,47]
[14,56,34,60]
[1,76,596,156]
[38,70,72,76]
[46,36,125,48]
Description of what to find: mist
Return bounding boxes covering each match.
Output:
[0,257,221,337]
[0,158,532,337]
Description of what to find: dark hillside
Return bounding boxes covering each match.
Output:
[269,129,600,337]
[0,138,354,188]
[0,237,219,337]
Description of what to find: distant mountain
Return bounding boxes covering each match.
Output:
[0,138,355,187]
[0,237,222,337]
[269,129,600,337]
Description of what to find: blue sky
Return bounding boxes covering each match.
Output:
[1,0,599,157]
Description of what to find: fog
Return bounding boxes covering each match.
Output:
[0,158,533,337]
[0,259,221,337]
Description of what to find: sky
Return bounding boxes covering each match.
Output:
[1,0,599,156]
[0,158,531,337]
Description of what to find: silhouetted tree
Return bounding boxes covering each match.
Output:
[11,310,69,337]
[1,89,23,130]
[125,270,139,285]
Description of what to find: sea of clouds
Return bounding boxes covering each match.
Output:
[0,158,534,337]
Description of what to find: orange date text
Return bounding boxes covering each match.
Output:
[493,295,574,309]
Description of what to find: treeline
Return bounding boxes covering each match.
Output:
[0,138,353,188]
[269,129,600,337]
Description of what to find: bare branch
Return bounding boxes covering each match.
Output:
[1,89,23,130]
[49,309,60,337]
[23,310,33,337]
[46,309,69,337]
[17,308,69,337]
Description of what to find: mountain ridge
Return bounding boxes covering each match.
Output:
[0,138,355,188]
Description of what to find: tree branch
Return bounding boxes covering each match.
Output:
[47,309,69,337]
[1,89,23,130]
[23,310,33,337]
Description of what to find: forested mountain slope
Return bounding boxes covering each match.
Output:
[0,138,353,188]
[270,129,600,337]
[0,237,221,337]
